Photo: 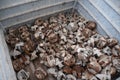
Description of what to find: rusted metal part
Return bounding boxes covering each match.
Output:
[5,12,120,80]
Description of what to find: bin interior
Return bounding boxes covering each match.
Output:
[0,0,120,80]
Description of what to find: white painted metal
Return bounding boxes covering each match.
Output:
[0,0,37,10]
[1,2,74,28]
[89,0,120,33]
[105,0,120,15]
[0,28,17,80]
[0,0,74,21]
[0,0,74,28]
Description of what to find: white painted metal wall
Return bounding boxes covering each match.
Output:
[0,28,17,80]
[0,0,74,28]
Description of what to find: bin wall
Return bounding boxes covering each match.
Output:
[0,0,74,28]
[76,0,120,42]
[0,29,17,80]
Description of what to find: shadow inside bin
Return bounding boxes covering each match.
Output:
[112,72,120,80]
